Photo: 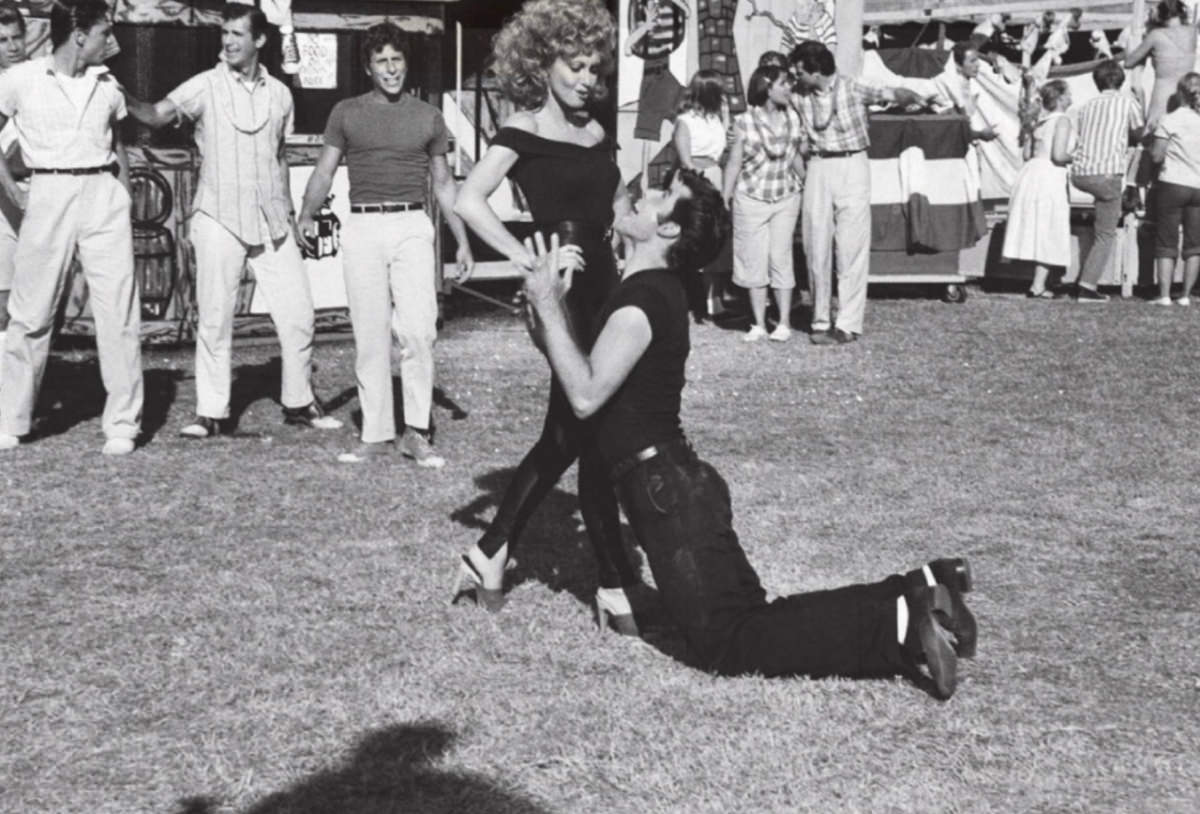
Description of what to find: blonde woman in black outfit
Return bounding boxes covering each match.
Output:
[453,0,640,632]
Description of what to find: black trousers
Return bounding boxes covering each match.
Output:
[616,441,910,679]
[478,241,637,590]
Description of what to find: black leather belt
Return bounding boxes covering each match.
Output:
[32,164,118,176]
[540,219,613,247]
[350,202,423,213]
[812,149,864,159]
[610,438,691,482]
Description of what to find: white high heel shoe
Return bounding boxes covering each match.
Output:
[451,543,513,613]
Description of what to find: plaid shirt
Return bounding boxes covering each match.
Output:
[794,76,888,155]
[168,62,295,245]
[0,57,126,169]
[733,106,803,202]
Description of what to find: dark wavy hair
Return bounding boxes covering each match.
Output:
[788,39,836,77]
[1153,0,1189,26]
[490,0,617,110]
[221,2,270,41]
[678,69,725,116]
[664,169,729,273]
[746,65,786,108]
[0,1,25,35]
[1093,59,1125,91]
[50,0,109,48]
[361,22,408,69]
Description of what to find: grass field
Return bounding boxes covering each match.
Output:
[2,287,1199,813]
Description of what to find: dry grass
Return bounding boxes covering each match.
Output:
[2,287,1199,813]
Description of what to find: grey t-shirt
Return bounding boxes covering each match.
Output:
[323,92,450,204]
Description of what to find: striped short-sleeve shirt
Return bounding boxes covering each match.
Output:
[734,106,803,202]
[1072,90,1143,177]
[168,62,295,245]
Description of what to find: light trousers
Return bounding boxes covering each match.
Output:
[731,190,801,290]
[803,151,872,335]
[190,210,315,418]
[1071,173,1123,288]
[0,173,142,440]
[340,210,437,440]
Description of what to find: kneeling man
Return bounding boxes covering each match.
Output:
[519,169,978,698]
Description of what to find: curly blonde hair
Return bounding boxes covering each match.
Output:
[490,0,617,110]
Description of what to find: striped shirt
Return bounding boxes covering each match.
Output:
[733,106,803,202]
[637,1,683,60]
[794,76,888,155]
[781,1,837,52]
[0,57,126,169]
[168,62,295,245]
[1072,90,1143,177]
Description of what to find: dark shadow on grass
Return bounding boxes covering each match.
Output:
[30,354,183,443]
[226,357,354,433]
[174,722,549,814]
[451,467,648,616]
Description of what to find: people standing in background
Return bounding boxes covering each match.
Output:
[0,0,28,389]
[789,40,928,345]
[0,0,142,455]
[122,3,342,439]
[934,41,999,144]
[672,69,730,322]
[1147,73,1200,305]
[297,23,473,467]
[626,0,689,193]
[1067,60,1144,302]
[723,64,803,343]
[1002,80,1075,298]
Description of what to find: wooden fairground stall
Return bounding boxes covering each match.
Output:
[12,0,460,343]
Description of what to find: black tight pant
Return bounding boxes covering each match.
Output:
[477,266,638,590]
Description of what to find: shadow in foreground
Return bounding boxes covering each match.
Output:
[174,722,550,814]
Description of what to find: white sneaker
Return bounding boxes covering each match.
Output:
[399,431,445,469]
[0,433,18,450]
[1176,296,1191,306]
[743,325,768,343]
[768,324,792,342]
[310,414,343,430]
[102,437,135,456]
[1150,296,1174,306]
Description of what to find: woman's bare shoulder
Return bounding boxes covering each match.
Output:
[500,111,539,134]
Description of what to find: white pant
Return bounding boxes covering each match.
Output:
[340,210,437,441]
[190,210,315,418]
[803,152,872,334]
[1,173,142,440]
[732,190,801,290]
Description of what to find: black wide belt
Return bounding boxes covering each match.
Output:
[539,219,613,246]
[32,164,118,176]
[350,202,423,213]
[610,437,692,482]
[812,149,864,159]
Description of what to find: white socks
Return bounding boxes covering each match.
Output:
[896,595,909,644]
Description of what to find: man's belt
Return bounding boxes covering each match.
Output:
[350,202,423,213]
[811,149,865,159]
[31,164,119,176]
[610,437,692,482]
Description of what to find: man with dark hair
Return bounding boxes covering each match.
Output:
[0,0,143,455]
[936,41,998,144]
[122,1,342,438]
[0,0,27,382]
[1066,59,1143,301]
[517,169,977,699]
[788,40,928,346]
[298,23,473,466]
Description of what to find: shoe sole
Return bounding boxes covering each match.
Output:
[919,585,958,700]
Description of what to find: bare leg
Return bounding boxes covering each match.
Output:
[1157,257,1176,300]
[772,287,793,327]
[1030,264,1050,295]
[1181,256,1200,300]
[748,286,768,330]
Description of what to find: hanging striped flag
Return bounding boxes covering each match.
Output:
[780,0,837,52]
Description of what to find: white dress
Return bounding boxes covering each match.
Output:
[1002,112,1075,267]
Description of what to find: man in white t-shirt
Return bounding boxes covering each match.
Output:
[0,0,142,456]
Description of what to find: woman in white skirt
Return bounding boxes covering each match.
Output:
[1003,79,1075,297]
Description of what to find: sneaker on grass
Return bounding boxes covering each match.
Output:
[102,438,135,456]
[399,430,444,469]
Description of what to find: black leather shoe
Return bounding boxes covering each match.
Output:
[904,584,958,700]
[905,558,977,658]
[282,401,343,429]
[810,328,858,345]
